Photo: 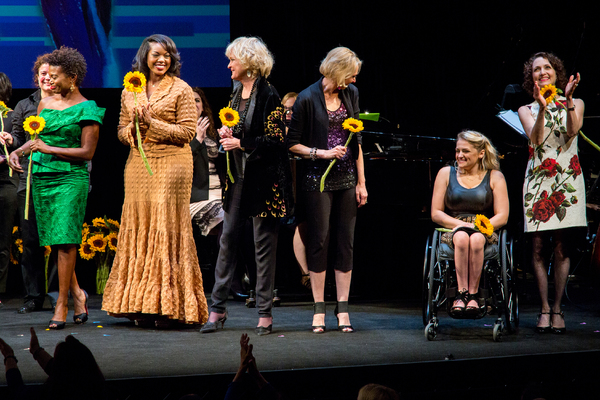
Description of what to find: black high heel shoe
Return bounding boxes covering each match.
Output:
[536,311,552,333]
[334,301,354,333]
[312,302,326,333]
[73,290,89,324]
[48,320,66,330]
[200,311,228,333]
[551,311,567,334]
[255,324,272,336]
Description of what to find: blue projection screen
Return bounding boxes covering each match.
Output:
[0,0,231,88]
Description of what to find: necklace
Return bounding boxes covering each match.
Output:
[230,78,259,137]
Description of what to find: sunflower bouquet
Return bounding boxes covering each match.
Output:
[23,115,45,220]
[0,101,13,177]
[79,216,119,294]
[219,106,240,183]
[539,84,600,153]
[319,117,363,192]
[123,71,153,176]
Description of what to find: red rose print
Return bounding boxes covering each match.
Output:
[539,159,558,177]
[528,146,534,160]
[549,191,566,208]
[569,155,581,177]
[532,197,555,223]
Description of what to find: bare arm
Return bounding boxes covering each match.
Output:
[489,170,509,230]
[355,144,367,207]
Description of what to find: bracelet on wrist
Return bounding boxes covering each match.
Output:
[310,147,317,161]
[4,355,17,365]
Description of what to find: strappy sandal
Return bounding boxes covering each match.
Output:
[551,311,566,334]
[465,292,480,316]
[451,290,468,315]
[536,311,552,333]
[312,302,326,333]
[334,301,354,333]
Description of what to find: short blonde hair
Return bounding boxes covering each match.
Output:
[457,130,500,171]
[319,47,362,88]
[225,36,274,78]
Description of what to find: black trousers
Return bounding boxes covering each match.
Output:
[303,188,357,273]
[0,175,18,293]
[210,179,279,318]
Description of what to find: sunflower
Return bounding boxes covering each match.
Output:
[0,101,11,117]
[23,115,46,137]
[106,218,120,231]
[79,242,96,260]
[539,84,558,105]
[107,232,118,251]
[219,107,240,127]
[44,246,52,257]
[123,71,146,93]
[342,117,364,133]
[92,217,107,228]
[474,214,494,237]
[88,234,107,252]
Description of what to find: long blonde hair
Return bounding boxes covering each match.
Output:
[319,47,362,89]
[457,130,500,171]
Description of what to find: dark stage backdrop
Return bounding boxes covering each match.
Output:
[6,2,600,298]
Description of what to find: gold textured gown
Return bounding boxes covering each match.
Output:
[102,75,208,324]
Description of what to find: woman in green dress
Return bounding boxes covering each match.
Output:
[18,46,105,329]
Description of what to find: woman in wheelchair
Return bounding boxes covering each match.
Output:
[431,130,509,315]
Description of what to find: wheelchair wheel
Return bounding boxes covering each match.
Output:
[425,320,438,341]
[493,320,505,342]
[422,233,433,326]
[423,230,441,326]
[500,231,519,332]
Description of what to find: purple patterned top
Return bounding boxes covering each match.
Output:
[302,103,357,191]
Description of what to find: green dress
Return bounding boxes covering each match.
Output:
[32,101,105,246]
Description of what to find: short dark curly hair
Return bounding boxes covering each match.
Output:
[32,53,50,87]
[132,34,181,78]
[522,52,567,96]
[46,46,87,87]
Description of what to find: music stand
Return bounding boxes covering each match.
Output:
[496,84,528,140]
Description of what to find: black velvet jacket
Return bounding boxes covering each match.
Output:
[224,76,294,218]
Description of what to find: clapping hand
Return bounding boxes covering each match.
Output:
[564,73,581,99]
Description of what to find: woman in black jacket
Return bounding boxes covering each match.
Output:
[201,36,293,336]
[288,47,367,333]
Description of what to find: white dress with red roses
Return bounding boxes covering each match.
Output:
[523,97,587,232]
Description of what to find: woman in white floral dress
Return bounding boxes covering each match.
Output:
[519,52,586,334]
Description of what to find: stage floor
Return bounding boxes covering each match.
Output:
[1,289,599,399]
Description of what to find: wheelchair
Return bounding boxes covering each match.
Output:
[422,228,519,341]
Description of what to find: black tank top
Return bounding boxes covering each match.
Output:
[444,166,494,218]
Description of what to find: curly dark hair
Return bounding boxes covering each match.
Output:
[133,34,181,78]
[522,52,568,96]
[46,46,87,87]
[192,87,218,141]
[32,53,50,87]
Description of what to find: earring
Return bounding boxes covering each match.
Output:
[70,82,75,92]
[247,70,252,78]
